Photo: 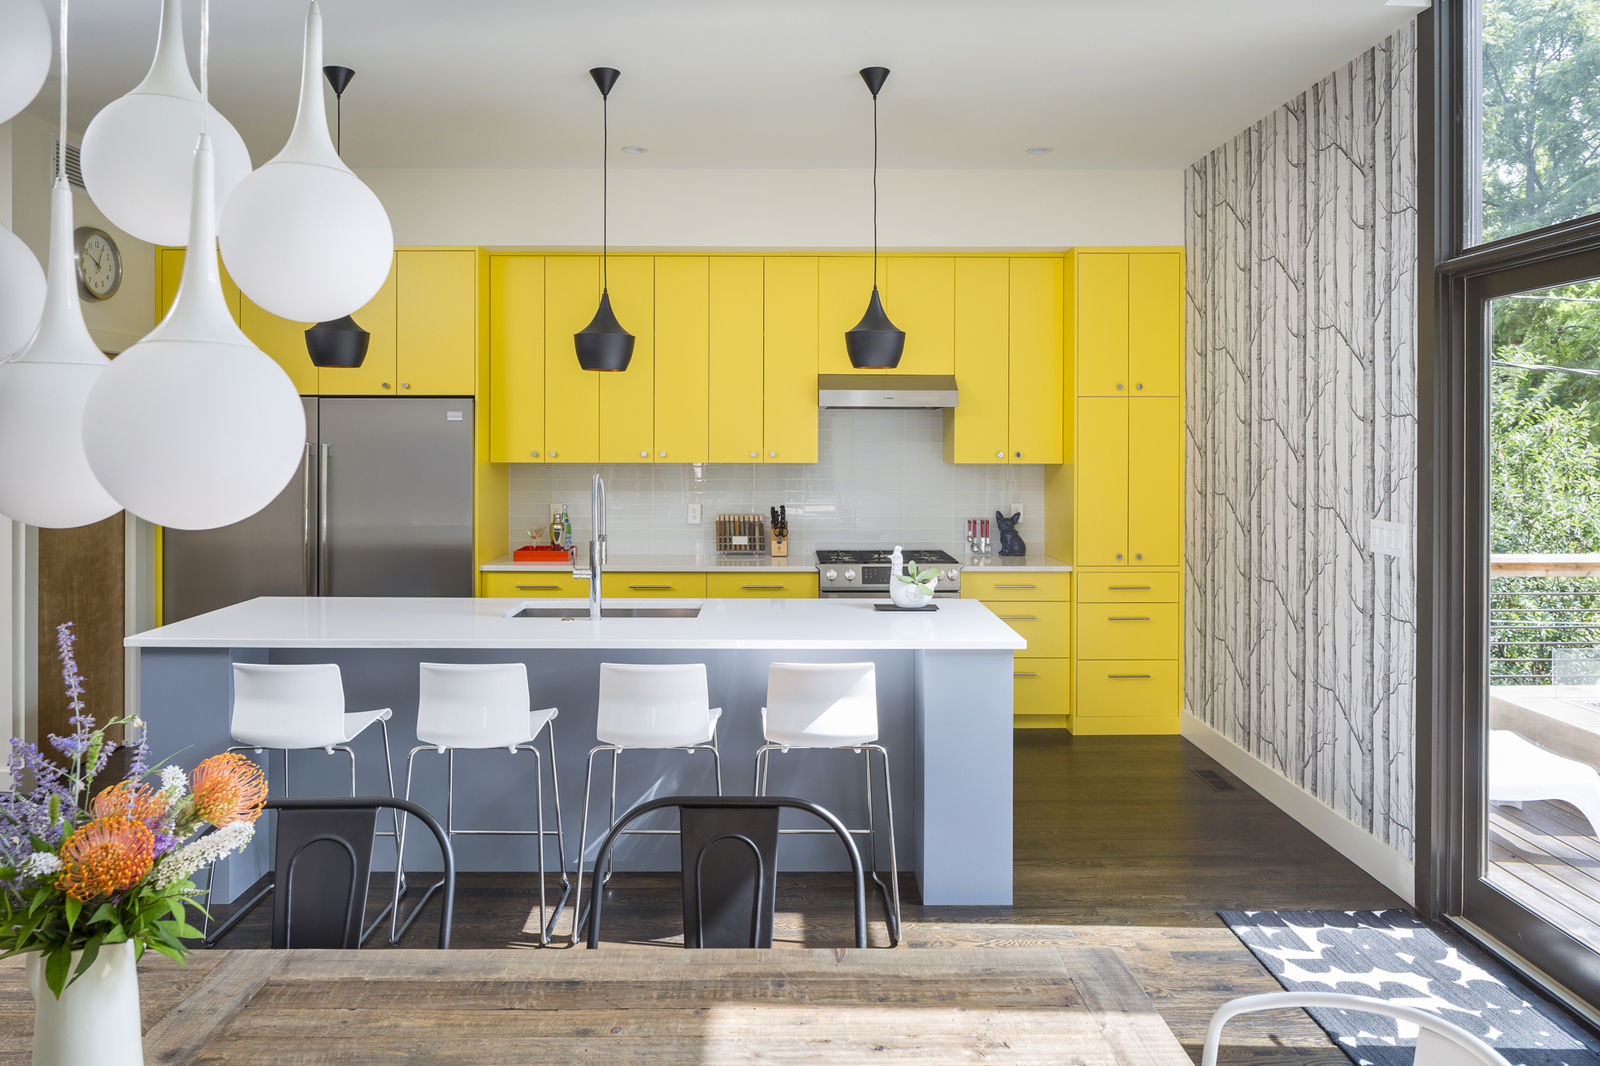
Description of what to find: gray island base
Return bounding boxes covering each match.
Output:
[128,597,1022,907]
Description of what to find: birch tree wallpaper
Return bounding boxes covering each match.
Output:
[1185,22,1417,859]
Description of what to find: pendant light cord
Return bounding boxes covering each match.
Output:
[56,0,67,183]
[200,0,210,135]
[602,90,608,293]
[336,93,341,155]
[872,89,879,291]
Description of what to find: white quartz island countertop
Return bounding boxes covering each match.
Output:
[125,596,1029,651]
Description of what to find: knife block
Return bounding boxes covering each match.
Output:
[769,534,788,558]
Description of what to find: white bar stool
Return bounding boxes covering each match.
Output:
[399,662,567,946]
[753,661,901,946]
[572,662,723,943]
[206,662,398,945]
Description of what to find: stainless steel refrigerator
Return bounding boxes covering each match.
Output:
[162,397,475,623]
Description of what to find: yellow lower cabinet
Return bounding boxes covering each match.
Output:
[1012,657,1071,729]
[481,571,590,598]
[1075,602,1180,660]
[962,571,1071,602]
[984,600,1070,659]
[706,573,819,598]
[1073,659,1179,734]
[601,572,708,598]
[1074,570,1182,603]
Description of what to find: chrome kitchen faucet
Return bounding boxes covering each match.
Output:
[571,473,606,621]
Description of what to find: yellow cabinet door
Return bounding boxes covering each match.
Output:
[543,256,601,463]
[705,572,819,598]
[599,255,655,462]
[1076,252,1129,396]
[240,297,318,395]
[488,256,545,463]
[1074,570,1181,603]
[1008,258,1063,463]
[481,571,589,598]
[1128,252,1183,397]
[763,256,818,464]
[708,257,764,463]
[885,257,953,376]
[1075,603,1181,659]
[1074,660,1179,733]
[945,258,1009,464]
[961,571,1071,601]
[985,601,1071,658]
[1127,396,1183,566]
[601,572,708,598]
[654,256,709,464]
[396,249,476,395]
[1075,397,1128,566]
[157,248,241,324]
[817,256,881,375]
[1012,658,1071,721]
[317,256,397,396]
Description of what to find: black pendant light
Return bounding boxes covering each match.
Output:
[305,64,372,369]
[575,66,635,372]
[845,65,905,370]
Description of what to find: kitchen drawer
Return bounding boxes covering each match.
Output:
[961,571,1071,601]
[1075,659,1179,719]
[983,600,1070,658]
[601,572,708,598]
[1012,657,1070,718]
[481,571,590,598]
[706,572,819,598]
[1075,603,1180,659]
[1075,570,1180,603]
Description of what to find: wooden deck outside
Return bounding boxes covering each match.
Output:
[1489,798,1600,950]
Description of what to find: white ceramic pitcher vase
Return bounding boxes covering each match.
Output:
[26,940,143,1066]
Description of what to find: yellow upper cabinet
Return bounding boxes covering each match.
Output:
[317,256,397,396]
[1076,252,1129,396]
[543,255,601,463]
[944,258,1009,464]
[764,256,819,463]
[1127,252,1183,397]
[1007,257,1064,464]
[599,255,655,462]
[654,257,709,464]
[397,249,476,395]
[884,257,954,376]
[488,255,545,463]
[817,256,881,375]
[708,257,764,463]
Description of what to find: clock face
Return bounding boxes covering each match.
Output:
[75,228,120,301]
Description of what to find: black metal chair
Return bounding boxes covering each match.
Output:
[584,796,868,949]
[210,797,455,949]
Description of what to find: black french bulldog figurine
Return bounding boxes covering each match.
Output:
[996,510,1025,557]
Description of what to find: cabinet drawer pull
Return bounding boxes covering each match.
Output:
[516,585,560,591]
[1108,586,1151,590]
[994,584,1037,589]
[1108,616,1151,622]
[741,585,785,590]
[997,615,1037,620]
[1108,674,1152,679]
[629,585,673,590]
[1013,672,1038,678]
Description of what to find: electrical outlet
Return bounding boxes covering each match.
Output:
[687,504,702,525]
[1010,502,1024,523]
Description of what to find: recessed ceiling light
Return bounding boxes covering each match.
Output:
[622,145,647,154]
[1026,147,1052,155]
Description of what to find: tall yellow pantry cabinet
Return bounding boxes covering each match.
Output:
[1064,247,1184,735]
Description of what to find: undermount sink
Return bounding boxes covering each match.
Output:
[513,606,702,619]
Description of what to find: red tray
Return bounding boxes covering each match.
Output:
[513,545,571,563]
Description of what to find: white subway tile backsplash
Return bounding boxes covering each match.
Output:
[508,409,1046,555]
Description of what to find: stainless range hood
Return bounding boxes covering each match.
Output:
[817,374,959,409]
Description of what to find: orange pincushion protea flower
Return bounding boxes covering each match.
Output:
[56,817,155,901]
[91,781,172,826]
[189,753,267,827]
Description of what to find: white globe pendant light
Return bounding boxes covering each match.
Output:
[0,0,120,529]
[80,0,251,247]
[0,224,46,359]
[83,6,305,531]
[0,0,50,125]
[219,0,392,323]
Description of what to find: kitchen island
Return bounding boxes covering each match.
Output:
[127,596,1023,906]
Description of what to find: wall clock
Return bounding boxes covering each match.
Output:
[74,226,121,301]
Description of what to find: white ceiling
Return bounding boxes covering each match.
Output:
[32,0,1423,172]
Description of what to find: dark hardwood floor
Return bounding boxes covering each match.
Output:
[204,732,1406,1066]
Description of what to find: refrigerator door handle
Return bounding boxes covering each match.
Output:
[319,443,331,596]
[302,443,315,596]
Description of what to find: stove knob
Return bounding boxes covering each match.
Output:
[825,569,837,582]
[945,568,959,580]
[844,569,857,582]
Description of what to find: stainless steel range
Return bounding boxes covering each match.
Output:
[816,548,963,598]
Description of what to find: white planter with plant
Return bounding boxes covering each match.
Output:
[888,545,938,608]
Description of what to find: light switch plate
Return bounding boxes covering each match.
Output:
[687,504,702,525]
[1371,519,1408,557]
[1011,502,1024,523]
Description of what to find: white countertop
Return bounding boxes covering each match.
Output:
[126,597,1028,651]
[482,551,1072,573]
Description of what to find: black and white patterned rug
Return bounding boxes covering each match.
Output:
[1219,909,1600,1066]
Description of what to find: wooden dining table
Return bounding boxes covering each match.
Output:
[0,946,1191,1065]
